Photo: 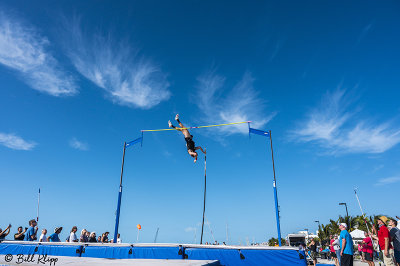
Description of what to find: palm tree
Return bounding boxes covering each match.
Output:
[328,219,340,235]
[355,215,372,232]
[338,215,358,232]
[317,224,332,246]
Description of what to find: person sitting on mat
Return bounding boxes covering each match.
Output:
[168,114,206,162]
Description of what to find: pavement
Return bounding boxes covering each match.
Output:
[0,257,220,266]
[317,258,377,265]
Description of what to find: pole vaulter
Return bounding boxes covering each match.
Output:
[117,119,267,245]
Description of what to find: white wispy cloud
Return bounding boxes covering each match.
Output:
[292,89,400,154]
[184,227,197,232]
[69,138,89,151]
[64,18,170,109]
[355,21,374,47]
[375,176,400,186]
[0,12,77,96]
[194,70,275,135]
[0,133,36,150]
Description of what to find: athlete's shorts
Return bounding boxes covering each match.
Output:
[185,137,196,153]
[364,252,373,262]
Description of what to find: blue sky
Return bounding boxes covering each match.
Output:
[0,0,399,244]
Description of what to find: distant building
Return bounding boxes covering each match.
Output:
[286,231,318,247]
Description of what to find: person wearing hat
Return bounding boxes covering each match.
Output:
[339,223,353,266]
[372,216,395,266]
[47,227,62,242]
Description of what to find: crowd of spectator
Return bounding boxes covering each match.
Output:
[304,215,400,266]
[0,219,121,244]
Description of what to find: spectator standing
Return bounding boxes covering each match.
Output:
[39,229,47,242]
[389,219,400,266]
[308,238,317,266]
[69,226,78,242]
[88,232,97,242]
[372,216,395,266]
[117,233,121,244]
[24,220,38,241]
[332,235,341,265]
[101,232,110,243]
[362,231,374,266]
[14,226,27,241]
[47,227,62,242]
[339,223,354,266]
[0,224,12,240]
[80,229,88,242]
[330,235,339,266]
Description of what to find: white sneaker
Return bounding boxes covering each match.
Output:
[168,120,172,127]
[175,114,179,121]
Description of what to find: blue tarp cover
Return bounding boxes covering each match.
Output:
[82,245,183,259]
[0,243,82,257]
[0,243,307,265]
[185,248,307,266]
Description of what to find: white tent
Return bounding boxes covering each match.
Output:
[350,229,365,244]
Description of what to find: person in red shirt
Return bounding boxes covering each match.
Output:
[362,231,374,266]
[372,216,395,266]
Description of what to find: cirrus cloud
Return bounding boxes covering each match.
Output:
[194,69,275,135]
[291,89,400,154]
[375,176,400,186]
[64,17,171,109]
[0,12,77,96]
[0,132,36,150]
[69,137,89,151]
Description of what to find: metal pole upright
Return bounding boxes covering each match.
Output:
[269,130,282,246]
[200,153,207,244]
[113,142,126,243]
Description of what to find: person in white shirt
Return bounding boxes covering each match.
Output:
[69,226,78,242]
[39,229,47,242]
[117,233,121,243]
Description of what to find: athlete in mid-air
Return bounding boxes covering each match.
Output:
[169,114,206,163]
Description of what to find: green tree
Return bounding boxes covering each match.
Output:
[267,237,286,246]
[317,224,331,246]
[338,215,358,232]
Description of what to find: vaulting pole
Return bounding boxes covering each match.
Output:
[269,130,282,246]
[113,142,126,243]
[354,188,370,232]
[200,152,207,244]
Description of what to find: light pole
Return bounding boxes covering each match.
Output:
[314,220,320,231]
[339,202,349,217]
